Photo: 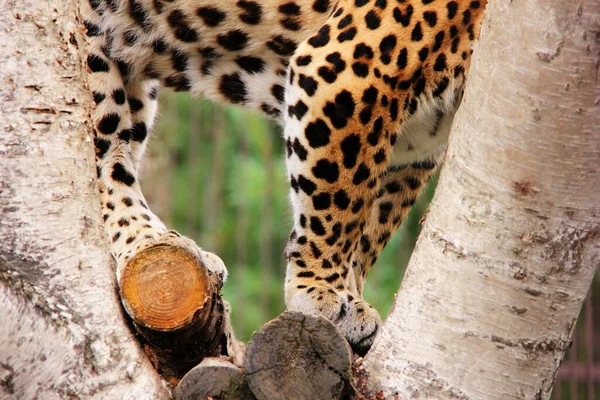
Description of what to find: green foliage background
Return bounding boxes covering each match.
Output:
[144,92,436,341]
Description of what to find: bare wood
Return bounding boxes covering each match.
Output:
[244,312,352,400]
[173,358,253,400]
[361,1,600,399]
[0,0,167,398]
[120,245,227,378]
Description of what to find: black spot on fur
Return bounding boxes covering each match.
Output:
[217,30,249,51]
[334,190,350,210]
[396,48,408,69]
[423,10,437,27]
[337,27,357,42]
[298,74,318,96]
[367,117,383,146]
[167,9,199,42]
[170,49,189,71]
[323,90,355,129]
[352,62,369,77]
[281,17,302,31]
[351,199,364,213]
[312,159,339,183]
[393,4,413,26]
[292,138,308,160]
[152,38,168,53]
[338,14,352,29]
[97,113,120,134]
[288,100,309,120]
[123,30,138,46]
[112,163,135,186]
[341,134,361,169]
[362,86,378,104]
[279,2,301,14]
[164,74,191,91]
[365,10,380,29]
[94,138,111,158]
[310,216,326,235]
[129,0,152,32]
[267,35,297,55]
[87,54,109,72]
[93,91,105,104]
[298,175,317,195]
[411,22,423,41]
[373,148,386,163]
[305,119,330,148]
[271,84,285,103]
[312,192,331,210]
[378,201,393,223]
[112,89,126,105]
[130,122,147,142]
[196,6,226,26]
[432,77,449,97]
[434,53,447,71]
[308,25,330,48]
[237,0,263,24]
[310,242,323,258]
[84,21,101,36]
[432,31,445,52]
[219,72,247,103]
[352,163,370,185]
[236,55,265,74]
[312,0,331,12]
[296,55,312,66]
[447,1,458,19]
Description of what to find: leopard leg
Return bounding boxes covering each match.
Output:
[282,29,409,356]
[352,154,443,295]
[82,2,226,285]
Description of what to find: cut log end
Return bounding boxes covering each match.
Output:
[119,245,227,378]
[173,358,252,400]
[120,245,211,331]
[244,311,353,400]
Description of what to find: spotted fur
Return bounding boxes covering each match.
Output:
[82,0,487,354]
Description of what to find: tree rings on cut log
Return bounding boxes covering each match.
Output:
[244,311,352,400]
[120,245,226,377]
[173,358,252,400]
[120,245,210,330]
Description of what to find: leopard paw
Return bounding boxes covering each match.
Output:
[286,285,381,356]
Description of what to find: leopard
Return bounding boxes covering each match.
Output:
[80,0,487,355]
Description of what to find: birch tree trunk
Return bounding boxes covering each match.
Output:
[359,1,600,399]
[0,1,168,398]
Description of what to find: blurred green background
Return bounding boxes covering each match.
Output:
[141,92,599,399]
[141,92,436,341]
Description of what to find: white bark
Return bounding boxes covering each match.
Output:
[0,1,168,398]
[362,1,600,399]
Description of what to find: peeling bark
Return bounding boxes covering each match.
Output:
[0,1,167,398]
[360,1,600,399]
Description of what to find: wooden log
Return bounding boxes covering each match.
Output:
[244,312,353,400]
[173,358,253,400]
[120,245,227,378]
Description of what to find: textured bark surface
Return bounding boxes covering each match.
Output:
[245,312,352,400]
[0,1,167,398]
[361,1,600,399]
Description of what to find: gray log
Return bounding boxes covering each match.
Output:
[245,312,352,400]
